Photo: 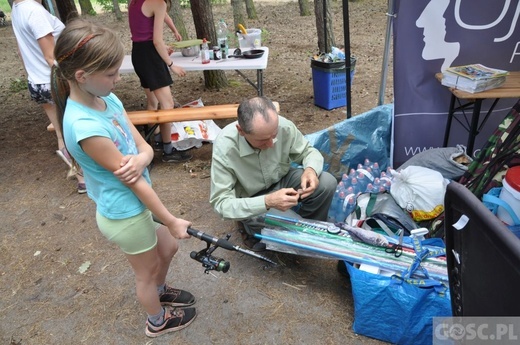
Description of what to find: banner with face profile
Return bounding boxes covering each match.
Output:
[392,0,520,167]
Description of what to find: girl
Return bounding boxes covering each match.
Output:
[128,0,192,163]
[51,19,197,338]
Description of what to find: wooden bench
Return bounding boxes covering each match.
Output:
[47,102,279,142]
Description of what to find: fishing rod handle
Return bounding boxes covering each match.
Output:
[187,227,235,251]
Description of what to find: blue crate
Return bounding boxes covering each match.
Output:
[311,58,355,110]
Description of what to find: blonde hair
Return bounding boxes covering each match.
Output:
[51,19,125,170]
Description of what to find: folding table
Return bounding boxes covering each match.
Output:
[120,47,269,96]
[436,71,520,155]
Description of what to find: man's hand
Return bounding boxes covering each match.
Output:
[299,168,319,200]
[265,188,300,211]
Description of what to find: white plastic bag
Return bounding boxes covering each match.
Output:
[390,166,448,221]
[170,99,222,151]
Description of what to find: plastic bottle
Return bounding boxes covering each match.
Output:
[335,191,347,223]
[331,46,345,60]
[216,19,228,57]
[365,183,375,193]
[372,177,381,191]
[372,162,381,178]
[344,196,356,220]
[350,177,361,195]
[220,42,227,59]
[327,182,344,222]
[356,172,369,192]
[341,173,351,190]
[212,45,221,60]
[383,180,392,192]
[201,38,210,64]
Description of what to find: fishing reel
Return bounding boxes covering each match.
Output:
[189,237,231,274]
[187,228,277,274]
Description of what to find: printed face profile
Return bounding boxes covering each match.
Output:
[416,0,460,71]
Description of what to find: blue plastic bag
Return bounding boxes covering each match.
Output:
[346,238,452,345]
[305,104,393,180]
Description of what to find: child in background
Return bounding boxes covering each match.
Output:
[51,19,197,338]
[11,0,85,193]
[128,0,192,163]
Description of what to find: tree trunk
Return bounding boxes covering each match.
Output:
[78,0,95,16]
[231,0,247,37]
[169,0,188,40]
[189,0,228,90]
[244,0,257,20]
[55,0,79,23]
[298,0,311,16]
[112,0,122,20]
[314,0,335,53]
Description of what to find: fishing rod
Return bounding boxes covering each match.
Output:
[187,228,277,274]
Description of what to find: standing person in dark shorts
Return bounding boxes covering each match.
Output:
[128,0,192,163]
[11,0,86,193]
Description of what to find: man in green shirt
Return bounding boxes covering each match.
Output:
[210,97,337,250]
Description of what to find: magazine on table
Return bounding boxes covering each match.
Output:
[441,64,509,93]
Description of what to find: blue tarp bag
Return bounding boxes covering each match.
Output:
[346,236,452,345]
[305,104,393,180]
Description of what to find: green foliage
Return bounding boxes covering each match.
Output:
[94,0,128,13]
[0,0,10,14]
[261,29,270,44]
[179,0,226,9]
[9,78,27,93]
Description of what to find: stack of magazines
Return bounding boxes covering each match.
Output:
[441,64,509,93]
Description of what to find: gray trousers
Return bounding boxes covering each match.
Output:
[241,168,337,235]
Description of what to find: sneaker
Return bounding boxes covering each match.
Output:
[56,148,72,169]
[77,182,87,194]
[162,148,192,163]
[145,306,197,338]
[153,141,163,152]
[160,286,196,307]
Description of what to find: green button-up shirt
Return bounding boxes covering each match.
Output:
[210,116,324,220]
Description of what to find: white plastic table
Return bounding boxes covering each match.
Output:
[120,47,269,96]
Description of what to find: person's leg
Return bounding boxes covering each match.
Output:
[97,210,196,337]
[40,90,85,191]
[144,88,159,111]
[154,224,178,286]
[154,224,195,306]
[152,86,192,162]
[126,247,163,316]
[151,86,174,144]
[41,102,64,150]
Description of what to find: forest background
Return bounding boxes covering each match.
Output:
[0,0,394,344]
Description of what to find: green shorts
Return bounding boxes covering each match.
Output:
[96,210,161,255]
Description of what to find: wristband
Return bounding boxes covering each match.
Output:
[168,61,174,68]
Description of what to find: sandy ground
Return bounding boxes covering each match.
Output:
[0,0,392,344]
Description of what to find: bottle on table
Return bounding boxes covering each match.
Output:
[216,19,229,57]
[213,45,221,60]
[201,38,210,64]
